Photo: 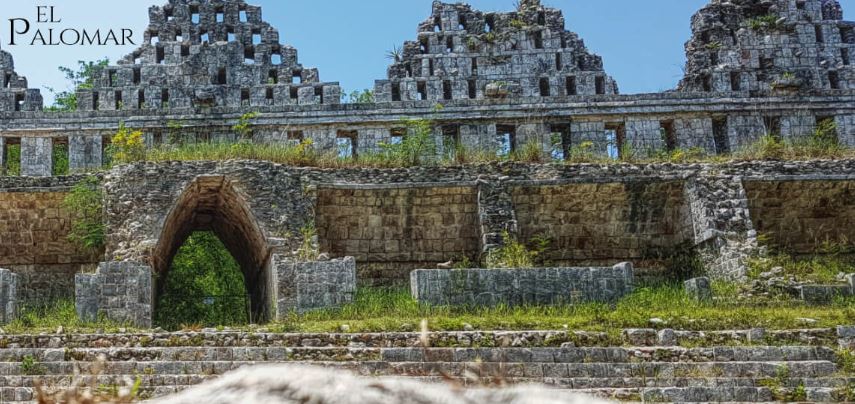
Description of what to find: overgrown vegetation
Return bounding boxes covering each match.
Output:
[749,237,855,284]
[484,232,550,269]
[106,123,146,165]
[20,355,47,376]
[296,221,320,261]
[344,89,375,104]
[231,111,259,141]
[45,58,110,112]
[734,120,844,161]
[4,299,125,334]
[276,283,855,334]
[154,232,250,330]
[63,176,105,251]
[748,14,784,31]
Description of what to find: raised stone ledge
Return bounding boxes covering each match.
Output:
[0,269,18,324]
[272,255,357,318]
[410,263,633,307]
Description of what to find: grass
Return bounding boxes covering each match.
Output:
[8,285,855,336]
[4,299,130,334]
[748,253,855,284]
[271,284,855,334]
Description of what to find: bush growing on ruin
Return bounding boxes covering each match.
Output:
[45,58,110,112]
[232,111,260,141]
[107,124,146,164]
[484,232,550,269]
[63,176,105,251]
[296,221,320,261]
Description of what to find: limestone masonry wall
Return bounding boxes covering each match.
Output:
[0,0,854,178]
[511,182,693,275]
[316,186,480,284]
[745,179,855,253]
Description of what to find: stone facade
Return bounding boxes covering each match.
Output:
[680,0,855,94]
[0,269,18,324]
[77,0,340,112]
[271,255,356,317]
[316,185,479,285]
[0,0,852,177]
[374,0,618,103]
[0,50,42,113]
[410,263,634,307]
[75,261,154,328]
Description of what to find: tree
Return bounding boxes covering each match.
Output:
[342,89,375,104]
[45,58,110,112]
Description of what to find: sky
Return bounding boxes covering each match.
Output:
[0,0,851,105]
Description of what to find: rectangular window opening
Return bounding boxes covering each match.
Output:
[443,80,452,100]
[730,71,741,91]
[253,33,261,45]
[605,123,625,160]
[108,70,117,87]
[446,37,454,53]
[843,49,851,66]
[555,53,563,71]
[137,90,145,109]
[539,77,551,96]
[830,71,841,89]
[442,125,460,156]
[290,86,299,100]
[566,76,577,95]
[815,25,824,43]
[4,74,11,88]
[660,120,676,151]
[468,79,477,99]
[156,46,165,64]
[200,32,209,43]
[216,7,225,22]
[765,116,782,137]
[115,91,123,110]
[241,88,250,106]
[161,89,169,109]
[269,70,279,84]
[534,31,544,49]
[429,58,435,76]
[181,44,190,57]
[550,123,572,160]
[244,46,255,64]
[14,93,24,112]
[217,68,227,85]
[336,130,358,158]
[240,10,248,22]
[417,81,427,101]
[92,92,100,111]
[315,86,324,104]
[702,74,712,92]
[595,76,606,95]
[841,27,854,44]
[471,57,478,74]
[272,52,282,65]
[391,82,401,101]
[265,88,274,102]
[390,128,406,144]
[292,71,302,84]
[496,124,516,157]
[712,117,729,155]
[420,37,429,54]
[150,32,159,45]
[190,5,200,24]
[287,131,304,142]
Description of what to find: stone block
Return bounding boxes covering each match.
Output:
[797,284,851,304]
[75,261,153,328]
[0,269,18,324]
[623,328,657,346]
[410,263,633,307]
[272,255,356,318]
[684,277,713,301]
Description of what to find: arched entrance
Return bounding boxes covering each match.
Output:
[152,176,273,324]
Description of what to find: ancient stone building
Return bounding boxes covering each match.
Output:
[0,49,43,113]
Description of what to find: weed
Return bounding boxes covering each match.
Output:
[21,355,47,375]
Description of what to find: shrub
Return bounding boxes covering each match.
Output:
[484,231,550,269]
[296,221,320,261]
[232,111,259,141]
[107,123,146,164]
[63,176,105,251]
[20,355,46,375]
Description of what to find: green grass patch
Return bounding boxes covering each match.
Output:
[272,284,855,334]
[4,299,128,334]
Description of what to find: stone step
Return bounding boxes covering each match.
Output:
[0,345,837,364]
[2,327,844,349]
[0,360,839,380]
[2,381,851,403]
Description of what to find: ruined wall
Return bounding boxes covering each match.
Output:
[316,186,479,285]
[680,0,855,94]
[511,182,693,277]
[745,179,855,253]
[0,50,42,113]
[0,177,100,301]
[76,0,340,112]
[375,0,618,103]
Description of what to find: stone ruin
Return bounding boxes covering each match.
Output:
[0,0,851,172]
[680,0,855,94]
[374,0,618,103]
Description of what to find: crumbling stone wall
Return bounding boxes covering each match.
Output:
[0,50,42,113]
[0,176,101,302]
[511,181,693,277]
[75,261,153,327]
[76,0,340,112]
[745,179,855,253]
[680,0,855,94]
[0,269,18,324]
[316,185,479,285]
[375,0,618,103]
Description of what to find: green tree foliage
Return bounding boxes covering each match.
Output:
[45,58,110,112]
[232,111,260,141]
[344,89,375,104]
[63,176,105,251]
[3,144,21,176]
[52,143,69,175]
[155,232,250,330]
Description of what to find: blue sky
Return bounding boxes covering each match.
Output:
[1,0,851,105]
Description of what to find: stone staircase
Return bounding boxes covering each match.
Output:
[0,328,853,403]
